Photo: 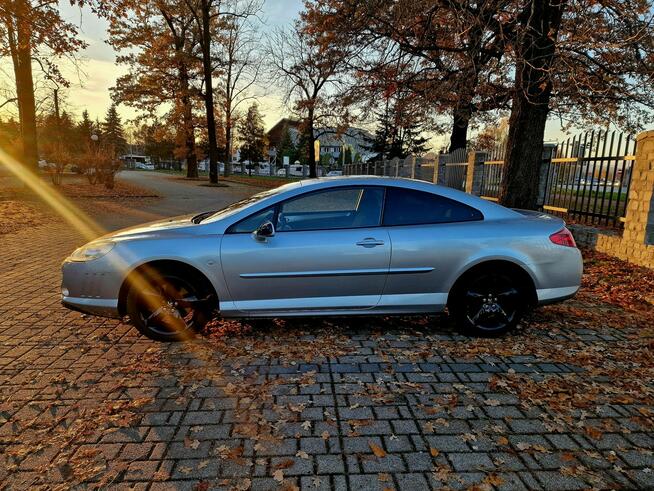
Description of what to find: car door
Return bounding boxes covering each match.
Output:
[220,186,390,313]
[380,186,484,311]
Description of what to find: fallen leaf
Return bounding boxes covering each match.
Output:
[369,441,386,458]
[274,459,295,470]
[430,447,440,457]
[273,469,284,482]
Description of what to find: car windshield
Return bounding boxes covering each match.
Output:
[192,182,298,224]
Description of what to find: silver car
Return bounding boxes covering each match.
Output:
[61,177,582,341]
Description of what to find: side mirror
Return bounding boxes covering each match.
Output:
[253,220,275,242]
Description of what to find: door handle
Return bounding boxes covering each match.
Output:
[356,238,385,248]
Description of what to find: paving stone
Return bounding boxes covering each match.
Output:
[349,473,385,491]
[425,435,470,452]
[534,470,588,490]
[361,454,406,473]
[316,454,345,474]
[448,452,495,472]
[396,472,429,490]
[2,192,652,491]
[271,456,313,476]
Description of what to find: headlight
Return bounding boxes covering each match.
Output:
[68,241,115,262]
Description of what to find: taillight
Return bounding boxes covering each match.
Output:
[549,227,577,247]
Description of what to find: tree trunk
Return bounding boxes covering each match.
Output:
[179,62,198,179]
[224,106,232,177]
[500,0,566,209]
[448,106,470,153]
[448,23,481,153]
[307,110,317,178]
[199,0,219,183]
[9,3,38,171]
[223,64,233,177]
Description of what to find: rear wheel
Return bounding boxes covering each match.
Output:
[126,270,214,342]
[450,269,524,337]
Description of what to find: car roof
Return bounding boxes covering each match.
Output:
[205,175,519,231]
[297,176,518,220]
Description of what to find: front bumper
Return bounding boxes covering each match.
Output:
[62,296,121,318]
[61,256,125,319]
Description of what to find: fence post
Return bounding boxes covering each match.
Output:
[537,143,557,207]
[391,157,400,177]
[407,155,416,179]
[465,151,487,195]
[435,154,447,185]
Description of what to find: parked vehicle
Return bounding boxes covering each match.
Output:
[61,177,582,341]
[277,165,305,177]
[135,162,155,171]
[326,170,343,177]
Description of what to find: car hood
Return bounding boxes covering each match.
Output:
[100,214,203,241]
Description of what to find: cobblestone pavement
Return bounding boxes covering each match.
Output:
[1,175,653,490]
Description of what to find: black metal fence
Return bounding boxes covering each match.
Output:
[542,130,636,227]
[344,130,637,229]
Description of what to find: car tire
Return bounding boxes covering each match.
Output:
[449,267,524,337]
[126,269,214,342]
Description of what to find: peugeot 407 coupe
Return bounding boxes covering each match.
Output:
[61,177,583,341]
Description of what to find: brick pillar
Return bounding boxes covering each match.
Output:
[624,130,654,247]
[577,130,654,268]
[465,151,487,195]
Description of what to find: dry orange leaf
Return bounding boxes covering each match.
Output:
[430,447,440,457]
[369,441,386,458]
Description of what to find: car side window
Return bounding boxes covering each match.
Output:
[383,187,483,226]
[277,187,384,232]
[227,206,275,233]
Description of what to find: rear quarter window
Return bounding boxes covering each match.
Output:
[383,187,483,226]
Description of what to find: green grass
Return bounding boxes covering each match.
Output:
[551,187,628,202]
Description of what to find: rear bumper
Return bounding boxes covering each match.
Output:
[62,296,121,319]
[536,286,580,306]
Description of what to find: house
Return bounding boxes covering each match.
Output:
[266,118,374,164]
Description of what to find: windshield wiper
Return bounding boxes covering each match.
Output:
[192,211,217,224]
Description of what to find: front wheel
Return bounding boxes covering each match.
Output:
[450,269,524,337]
[126,271,213,342]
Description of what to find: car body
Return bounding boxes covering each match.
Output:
[135,162,156,171]
[61,176,582,340]
[326,170,343,177]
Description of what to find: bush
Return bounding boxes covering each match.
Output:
[77,142,122,189]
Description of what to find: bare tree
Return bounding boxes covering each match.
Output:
[217,0,263,176]
[267,22,348,177]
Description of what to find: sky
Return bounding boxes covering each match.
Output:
[51,0,304,131]
[1,0,576,149]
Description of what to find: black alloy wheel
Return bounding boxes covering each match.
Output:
[126,272,212,342]
[452,270,523,337]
